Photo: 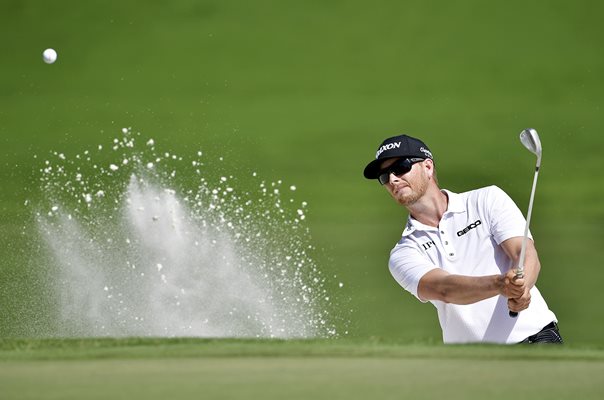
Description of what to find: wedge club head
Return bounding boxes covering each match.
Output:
[520,128,542,168]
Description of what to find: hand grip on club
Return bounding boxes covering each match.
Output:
[508,267,524,318]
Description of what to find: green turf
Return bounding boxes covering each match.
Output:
[1,339,604,400]
[3,337,604,361]
[2,0,604,345]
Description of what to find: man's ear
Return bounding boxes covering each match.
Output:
[424,159,435,178]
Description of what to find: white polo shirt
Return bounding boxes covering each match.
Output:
[389,185,557,344]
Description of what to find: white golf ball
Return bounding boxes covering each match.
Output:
[42,48,57,64]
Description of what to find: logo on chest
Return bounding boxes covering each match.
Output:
[421,240,436,251]
[457,219,482,237]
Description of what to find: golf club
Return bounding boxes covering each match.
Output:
[510,128,542,317]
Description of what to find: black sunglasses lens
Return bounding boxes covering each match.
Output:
[390,162,412,176]
[378,159,412,185]
[378,173,390,185]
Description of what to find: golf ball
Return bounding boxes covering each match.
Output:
[43,48,57,64]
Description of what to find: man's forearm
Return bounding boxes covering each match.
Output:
[417,269,523,305]
[519,246,540,289]
[433,274,503,304]
[501,237,541,289]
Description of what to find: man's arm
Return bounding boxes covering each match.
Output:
[500,236,541,312]
[417,268,525,305]
[500,236,541,288]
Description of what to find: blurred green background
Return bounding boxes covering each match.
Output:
[1,0,603,345]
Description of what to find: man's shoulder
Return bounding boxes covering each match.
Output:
[449,185,508,202]
[443,186,513,217]
[390,235,424,259]
[454,184,505,195]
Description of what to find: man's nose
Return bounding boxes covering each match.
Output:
[389,172,401,185]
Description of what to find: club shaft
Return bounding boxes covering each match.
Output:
[509,165,540,318]
[517,166,540,276]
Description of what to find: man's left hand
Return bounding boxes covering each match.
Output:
[507,287,531,312]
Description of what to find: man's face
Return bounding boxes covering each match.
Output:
[380,158,429,206]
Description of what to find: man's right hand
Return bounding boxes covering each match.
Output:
[500,269,526,300]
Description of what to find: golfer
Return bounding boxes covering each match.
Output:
[364,134,562,344]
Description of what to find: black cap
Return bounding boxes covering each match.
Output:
[363,134,433,179]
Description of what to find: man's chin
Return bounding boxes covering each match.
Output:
[396,193,420,206]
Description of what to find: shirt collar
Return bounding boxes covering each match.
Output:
[402,217,432,236]
[441,189,466,214]
[401,189,466,237]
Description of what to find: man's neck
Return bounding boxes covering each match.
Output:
[407,186,448,227]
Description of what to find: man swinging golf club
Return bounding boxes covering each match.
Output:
[363,131,562,344]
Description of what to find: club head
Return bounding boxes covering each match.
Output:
[520,128,542,167]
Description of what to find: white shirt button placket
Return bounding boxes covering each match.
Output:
[440,229,455,258]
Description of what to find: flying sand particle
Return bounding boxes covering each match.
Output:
[34,130,341,338]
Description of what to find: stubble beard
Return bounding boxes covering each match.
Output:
[393,174,429,207]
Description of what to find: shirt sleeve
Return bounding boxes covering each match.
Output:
[389,242,439,302]
[485,185,531,245]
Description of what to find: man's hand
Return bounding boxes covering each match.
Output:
[500,269,526,299]
[508,286,532,312]
[501,269,531,312]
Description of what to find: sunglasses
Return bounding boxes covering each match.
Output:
[378,158,425,185]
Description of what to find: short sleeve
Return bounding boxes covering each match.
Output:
[485,186,530,245]
[389,243,439,302]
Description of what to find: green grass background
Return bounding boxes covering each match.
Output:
[1,338,604,400]
[1,0,604,346]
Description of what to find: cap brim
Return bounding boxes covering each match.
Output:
[363,157,394,179]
